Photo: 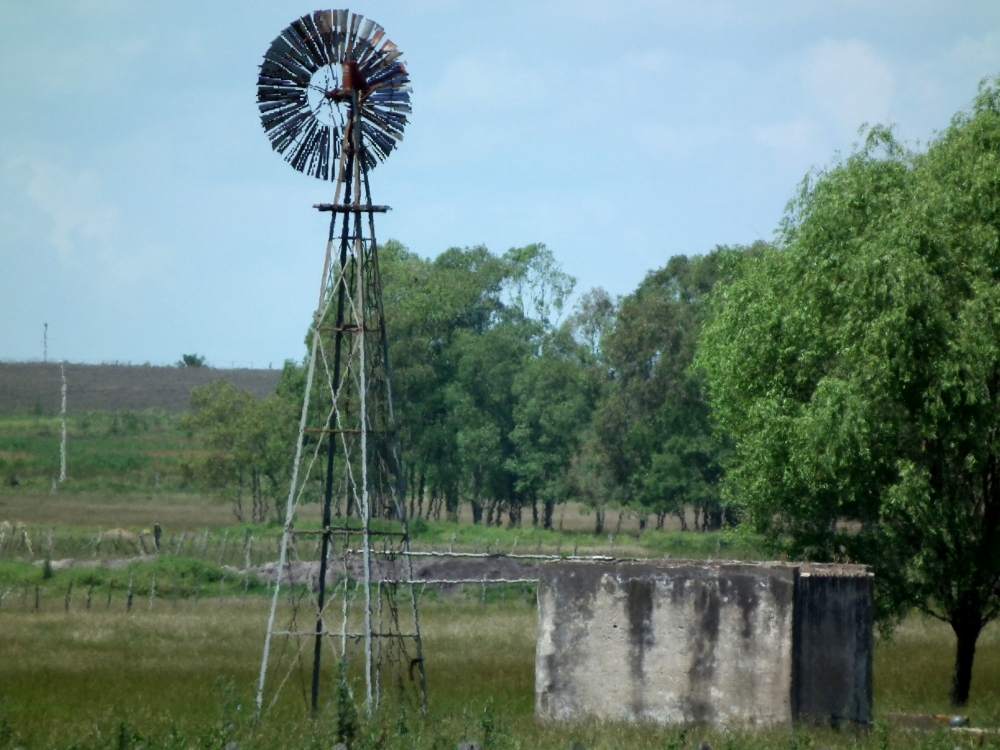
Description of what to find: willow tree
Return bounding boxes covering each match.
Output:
[698,79,1000,706]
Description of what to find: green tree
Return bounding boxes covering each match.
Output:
[177,353,207,368]
[379,241,576,525]
[187,380,296,523]
[380,242,510,520]
[593,250,740,531]
[698,80,1000,705]
[509,329,600,528]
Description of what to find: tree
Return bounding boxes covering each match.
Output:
[509,329,600,529]
[379,240,578,525]
[592,250,740,531]
[380,242,511,520]
[697,80,1000,705]
[177,353,207,368]
[187,380,296,523]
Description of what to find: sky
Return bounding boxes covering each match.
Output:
[1,1,999,367]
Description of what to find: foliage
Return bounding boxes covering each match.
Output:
[697,77,1000,705]
[177,354,207,368]
[335,660,358,746]
[379,240,592,528]
[588,249,748,532]
[509,328,600,528]
[186,381,297,523]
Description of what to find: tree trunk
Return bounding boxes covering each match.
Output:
[532,498,538,527]
[408,465,415,520]
[418,473,426,517]
[950,619,983,706]
[594,508,604,535]
[543,500,555,530]
[471,498,483,525]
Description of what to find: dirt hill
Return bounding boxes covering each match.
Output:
[0,362,282,414]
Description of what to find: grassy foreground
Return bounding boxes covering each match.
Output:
[1,597,999,750]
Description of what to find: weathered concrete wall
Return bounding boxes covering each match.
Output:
[536,560,872,728]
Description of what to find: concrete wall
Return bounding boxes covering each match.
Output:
[536,560,872,728]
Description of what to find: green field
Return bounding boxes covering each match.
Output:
[1,598,999,750]
[2,410,999,749]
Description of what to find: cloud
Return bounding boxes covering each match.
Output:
[24,162,119,260]
[751,118,825,166]
[15,158,165,288]
[802,39,895,129]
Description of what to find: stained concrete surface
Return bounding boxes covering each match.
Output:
[536,560,872,728]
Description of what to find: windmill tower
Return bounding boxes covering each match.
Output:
[253,9,425,719]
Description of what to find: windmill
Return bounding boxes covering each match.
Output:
[254,9,425,719]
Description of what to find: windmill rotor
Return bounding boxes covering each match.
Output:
[257,9,411,178]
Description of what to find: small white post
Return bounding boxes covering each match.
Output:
[59,361,67,483]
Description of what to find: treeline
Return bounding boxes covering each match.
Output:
[185,75,1000,705]
[189,242,759,531]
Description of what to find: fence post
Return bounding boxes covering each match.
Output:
[107,582,114,610]
[64,581,73,612]
[34,585,40,613]
[86,583,95,610]
[149,574,156,612]
[126,575,134,613]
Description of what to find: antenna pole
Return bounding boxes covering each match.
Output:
[43,323,48,363]
[59,362,67,483]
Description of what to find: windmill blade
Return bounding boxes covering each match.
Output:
[290,15,328,69]
[258,9,410,178]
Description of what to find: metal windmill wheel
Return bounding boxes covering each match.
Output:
[257,9,411,178]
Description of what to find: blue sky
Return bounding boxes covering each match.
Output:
[2,0,999,367]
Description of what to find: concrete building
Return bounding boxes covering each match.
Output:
[536,560,872,727]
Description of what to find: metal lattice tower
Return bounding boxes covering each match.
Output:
[254,10,425,719]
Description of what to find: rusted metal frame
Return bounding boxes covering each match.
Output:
[379,578,539,585]
[318,325,373,333]
[310,100,358,716]
[278,631,420,639]
[257,144,350,719]
[303,428,394,435]
[314,203,390,213]
[350,90,377,716]
[358,126,428,715]
[292,528,406,537]
[399,550,616,561]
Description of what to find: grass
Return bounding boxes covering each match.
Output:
[0,599,998,750]
[0,411,200,494]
